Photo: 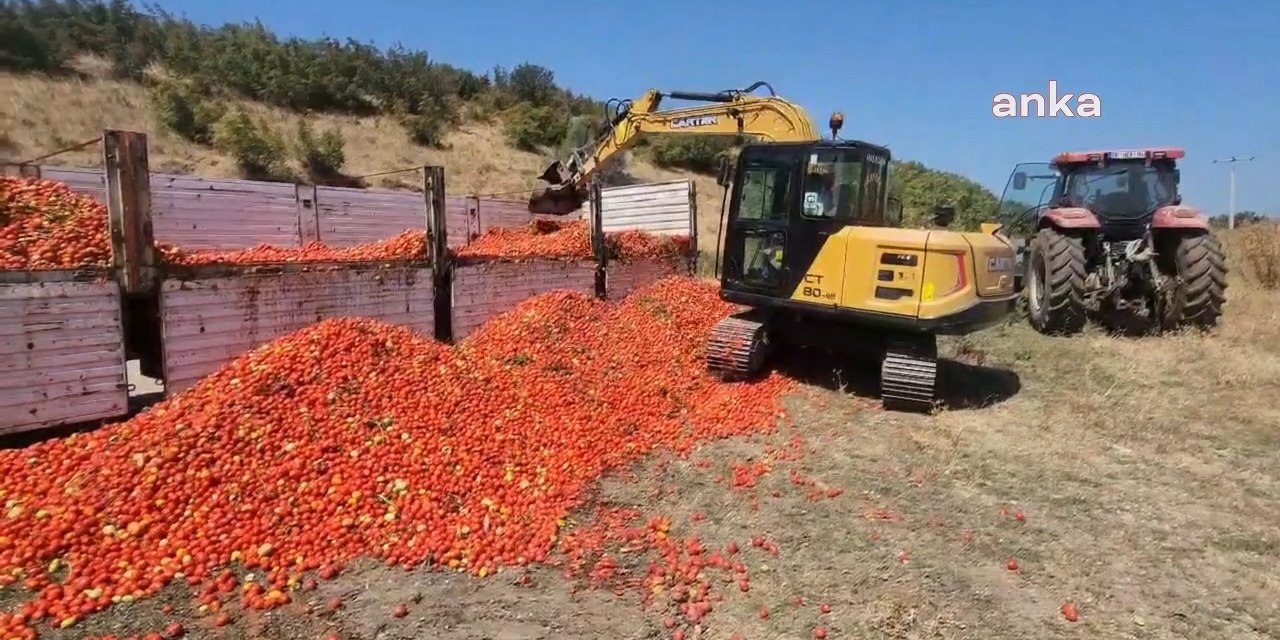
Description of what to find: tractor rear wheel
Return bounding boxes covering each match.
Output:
[1026,227,1087,335]
[1165,231,1228,329]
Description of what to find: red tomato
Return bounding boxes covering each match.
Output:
[1061,602,1079,622]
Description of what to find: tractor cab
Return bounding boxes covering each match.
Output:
[997,148,1188,287]
[1050,148,1183,239]
[999,148,1183,234]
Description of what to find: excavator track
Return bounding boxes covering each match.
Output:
[706,313,771,381]
[879,337,938,413]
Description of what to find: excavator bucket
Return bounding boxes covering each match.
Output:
[527,160,586,215]
[527,184,586,215]
[537,160,569,186]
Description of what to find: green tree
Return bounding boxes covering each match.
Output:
[505,103,568,151]
[213,108,289,181]
[646,136,739,174]
[0,3,69,72]
[294,118,346,178]
[401,95,457,147]
[149,80,219,144]
[887,160,999,230]
[1208,211,1267,229]
[508,63,558,107]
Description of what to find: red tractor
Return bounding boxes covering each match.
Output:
[998,148,1227,334]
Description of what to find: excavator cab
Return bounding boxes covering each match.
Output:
[718,139,889,301]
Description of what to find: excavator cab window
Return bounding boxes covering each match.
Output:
[725,145,797,291]
[802,149,861,220]
[862,151,889,225]
[736,158,793,222]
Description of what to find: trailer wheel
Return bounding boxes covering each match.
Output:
[1026,226,1086,335]
[1165,231,1228,329]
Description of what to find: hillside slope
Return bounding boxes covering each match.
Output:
[2,70,723,229]
[1,0,1010,259]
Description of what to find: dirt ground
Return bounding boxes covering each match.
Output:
[33,277,1278,640]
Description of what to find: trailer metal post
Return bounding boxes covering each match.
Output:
[687,179,699,275]
[296,184,320,245]
[468,196,481,243]
[590,179,607,299]
[103,130,156,294]
[425,166,452,342]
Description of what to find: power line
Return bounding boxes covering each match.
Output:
[1212,155,1256,229]
[348,166,423,180]
[14,136,104,165]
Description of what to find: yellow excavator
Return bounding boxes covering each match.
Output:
[529,82,1018,412]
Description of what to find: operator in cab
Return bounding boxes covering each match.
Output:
[803,166,838,218]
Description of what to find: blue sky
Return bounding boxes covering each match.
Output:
[155,0,1279,214]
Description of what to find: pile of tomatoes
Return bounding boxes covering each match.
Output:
[0,176,113,271]
[455,219,595,261]
[1,173,686,272]
[0,277,791,638]
[158,230,429,267]
[456,219,690,263]
[607,229,693,264]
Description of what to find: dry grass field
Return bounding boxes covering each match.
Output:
[4,67,1279,640]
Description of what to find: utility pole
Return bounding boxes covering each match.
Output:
[1212,156,1255,229]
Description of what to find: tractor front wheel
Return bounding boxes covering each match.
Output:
[1026,226,1087,335]
[1163,231,1228,329]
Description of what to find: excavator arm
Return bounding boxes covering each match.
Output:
[528,82,827,215]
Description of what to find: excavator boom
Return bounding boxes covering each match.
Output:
[528,82,825,215]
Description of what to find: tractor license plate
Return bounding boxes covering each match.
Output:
[1110,150,1146,160]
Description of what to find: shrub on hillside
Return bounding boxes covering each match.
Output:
[399,94,460,147]
[505,103,569,152]
[5,0,611,151]
[1,1,489,115]
[213,108,289,181]
[294,118,346,178]
[1231,221,1280,289]
[647,136,739,175]
[401,113,444,147]
[0,5,68,72]
[149,82,220,144]
[506,63,558,107]
[557,114,594,159]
